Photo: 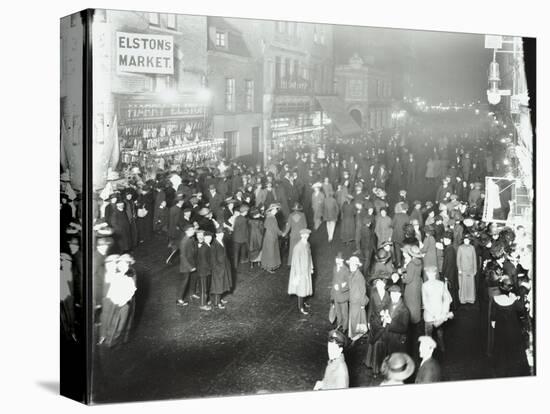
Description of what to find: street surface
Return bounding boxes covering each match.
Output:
[92,174,493,402]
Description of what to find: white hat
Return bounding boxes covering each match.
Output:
[346,256,362,267]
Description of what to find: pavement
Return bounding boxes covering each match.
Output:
[92,215,494,403]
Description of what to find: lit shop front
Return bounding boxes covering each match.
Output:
[269,96,327,156]
[115,94,225,169]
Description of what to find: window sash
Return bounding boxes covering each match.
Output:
[166,14,177,30]
[148,12,160,26]
[225,78,235,111]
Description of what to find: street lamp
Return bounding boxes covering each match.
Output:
[487,60,501,105]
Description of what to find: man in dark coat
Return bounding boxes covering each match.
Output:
[206,184,224,222]
[177,225,197,307]
[232,205,250,268]
[415,336,442,383]
[108,198,132,253]
[195,230,212,311]
[356,215,376,276]
[330,253,350,332]
[442,231,459,308]
[168,194,185,250]
[382,284,411,355]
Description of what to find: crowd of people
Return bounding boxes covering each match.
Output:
[60,111,534,387]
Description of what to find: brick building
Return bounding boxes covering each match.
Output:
[207,17,263,164]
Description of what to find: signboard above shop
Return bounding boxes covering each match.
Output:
[115,94,206,123]
[116,32,174,75]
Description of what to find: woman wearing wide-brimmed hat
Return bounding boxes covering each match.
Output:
[364,272,391,377]
[490,275,530,377]
[283,202,307,265]
[261,203,283,273]
[379,352,415,386]
[247,208,264,268]
[371,247,395,281]
[99,254,137,347]
[347,255,369,341]
[401,244,424,326]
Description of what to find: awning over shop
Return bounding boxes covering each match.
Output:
[315,96,362,137]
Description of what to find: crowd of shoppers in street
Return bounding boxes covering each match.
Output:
[61,112,533,385]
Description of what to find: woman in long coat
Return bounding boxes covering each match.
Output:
[288,229,314,314]
[248,209,264,268]
[261,204,283,273]
[210,228,233,308]
[340,194,356,244]
[284,203,307,265]
[347,256,369,340]
[335,183,349,210]
[401,245,424,325]
[365,276,391,376]
[100,254,137,347]
[311,183,325,230]
[374,207,393,248]
[490,276,529,377]
[457,235,477,304]
[323,194,340,242]
[421,225,438,276]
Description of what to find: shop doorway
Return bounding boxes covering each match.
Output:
[251,127,260,160]
[224,131,238,160]
[349,109,362,128]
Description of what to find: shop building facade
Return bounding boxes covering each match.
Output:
[207,17,264,165]
[257,21,337,162]
[334,54,393,132]
[91,9,214,189]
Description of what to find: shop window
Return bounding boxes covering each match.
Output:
[166,14,177,30]
[245,80,254,112]
[225,78,235,112]
[148,12,160,26]
[215,31,227,48]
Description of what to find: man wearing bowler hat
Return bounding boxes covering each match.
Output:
[313,330,349,390]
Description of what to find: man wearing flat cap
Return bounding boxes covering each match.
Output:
[416,336,441,383]
[313,330,349,390]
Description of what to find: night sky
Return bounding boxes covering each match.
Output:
[333,25,494,104]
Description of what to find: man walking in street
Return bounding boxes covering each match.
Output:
[177,224,197,307]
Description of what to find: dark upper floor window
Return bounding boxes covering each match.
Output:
[70,13,78,27]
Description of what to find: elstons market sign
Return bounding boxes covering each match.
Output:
[116,32,174,75]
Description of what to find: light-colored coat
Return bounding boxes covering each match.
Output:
[288,239,313,297]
